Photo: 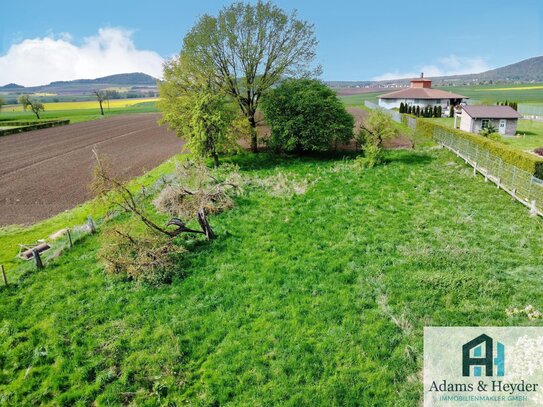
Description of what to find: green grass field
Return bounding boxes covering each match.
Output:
[0,101,159,124]
[2,98,158,112]
[1,149,543,405]
[438,83,543,104]
[338,92,385,106]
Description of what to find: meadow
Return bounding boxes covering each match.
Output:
[2,98,158,112]
[1,149,543,405]
[438,83,543,104]
[338,92,384,106]
[0,100,159,124]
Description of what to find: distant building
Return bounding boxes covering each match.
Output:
[378,75,466,111]
[458,105,522,136]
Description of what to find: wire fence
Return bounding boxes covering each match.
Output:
[434,127,543,217]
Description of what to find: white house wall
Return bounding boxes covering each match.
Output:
[459,111,519,135]
[378,98,450,110]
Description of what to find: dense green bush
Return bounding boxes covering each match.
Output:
[415,118,543,177]
[261,79,354,152]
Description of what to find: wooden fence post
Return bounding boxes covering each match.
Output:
[66,228,73,248]
[1,265,7,286]
[87,216,96,234]
[32,249,44,270]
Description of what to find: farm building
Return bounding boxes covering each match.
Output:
[378,75,466,110]
[457,105,522,136]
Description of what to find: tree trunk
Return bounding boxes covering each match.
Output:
[35,111,40,119]
[213,153,219,169]
[248,114,258,153]
[99,101,104,116]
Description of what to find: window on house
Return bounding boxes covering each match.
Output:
[481,119,490,129]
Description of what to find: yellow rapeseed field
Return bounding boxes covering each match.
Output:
[5,98,158,112]
[479,85,543,91]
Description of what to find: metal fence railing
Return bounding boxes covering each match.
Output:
[434,127,543,217]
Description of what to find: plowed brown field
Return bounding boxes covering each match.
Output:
[0,113,183,226]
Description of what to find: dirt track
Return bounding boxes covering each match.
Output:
[0,113,184,226]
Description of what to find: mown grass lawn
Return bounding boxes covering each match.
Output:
[1,149,543,405]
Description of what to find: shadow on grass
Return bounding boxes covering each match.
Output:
[226,149,434,171]
[385,151,434,166]
[224,150,361,171]
[516,131,537,136]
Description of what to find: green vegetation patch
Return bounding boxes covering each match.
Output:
[438,84,543,104]
[0,103,159,125]
[415,118,543,177]
[1,150,543,405]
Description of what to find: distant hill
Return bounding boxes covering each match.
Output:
[0,83,24,90]
[473,56,543,82]
[327,56,543,89]
[48,72,158,87]
[438,56,543,84]
[0,73,159,96]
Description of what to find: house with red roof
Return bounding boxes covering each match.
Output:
[378,75,466,111]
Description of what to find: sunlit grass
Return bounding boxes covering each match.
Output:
[1,149,543,405]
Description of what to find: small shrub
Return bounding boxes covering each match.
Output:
[479,122,498,137]
[354,141,382,169]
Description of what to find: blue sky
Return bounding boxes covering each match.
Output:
[1,0,542,85]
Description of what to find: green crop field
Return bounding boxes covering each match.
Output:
[1,149,543,405]
[438,83,543,104]
[0,101,159,124]
[338,91,385,106]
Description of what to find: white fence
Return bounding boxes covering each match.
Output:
[434,127,543,217]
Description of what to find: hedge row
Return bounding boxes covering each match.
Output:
[415,118,543,178]
[0,120,70,137]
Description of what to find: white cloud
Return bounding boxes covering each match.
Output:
[373,55,490,81]
[0,28,164,86]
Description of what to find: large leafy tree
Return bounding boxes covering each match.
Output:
[159,57,240,168]
[176,1,319,152]
[261,79,354,152]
